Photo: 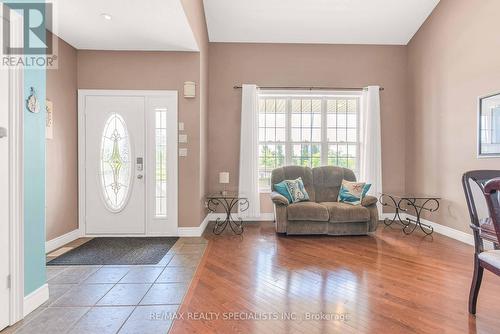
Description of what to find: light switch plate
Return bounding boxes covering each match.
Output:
[179,148,188,157]
[178,122,184,131]
[179,134,188,143]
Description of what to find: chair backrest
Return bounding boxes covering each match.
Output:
[483,178,500,242]
[271,166,315,202]
[462,170,500,229]
[312,166,356,202]
[462,170,500,251]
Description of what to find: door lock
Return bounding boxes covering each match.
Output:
[0,127,7,138]
[137,174,144,179]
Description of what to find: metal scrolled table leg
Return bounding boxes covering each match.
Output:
[207,197,248,235]
[379,194,410,228]
[402,198,438,236]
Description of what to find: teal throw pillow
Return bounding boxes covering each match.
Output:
[361,183,371,198]
[284,177,310,203]
[338,179,371,205]
[273,181,293,204]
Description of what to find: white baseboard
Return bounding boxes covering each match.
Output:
[46,228,83,254]
[23,284,49,317]
[176,212,274,237]
[177,214,210,237]
[380,213,497,249]
[65,212,488,249]
[208,212,275,221]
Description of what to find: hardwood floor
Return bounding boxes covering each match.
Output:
[170,222,500,334]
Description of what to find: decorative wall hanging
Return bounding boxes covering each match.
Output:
[478,92,500,157]
[46,99,53,139]
[26,87,40,113]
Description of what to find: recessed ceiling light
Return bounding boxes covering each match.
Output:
[101,13,112,20]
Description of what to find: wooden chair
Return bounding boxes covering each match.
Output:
[462,171,500,314]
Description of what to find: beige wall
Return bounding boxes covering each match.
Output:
[77,50,205,228]
[46,33,78,240]
[207,43,409,212]
[181,0,210,222]
[46,0,210,234]
[77,0,210,229]
[407,0,500,233]
[49,0,497,234]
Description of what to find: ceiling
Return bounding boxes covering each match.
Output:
[54,0,199,51]
[203,0,440,45]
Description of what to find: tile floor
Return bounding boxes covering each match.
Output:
[1,237,207,334]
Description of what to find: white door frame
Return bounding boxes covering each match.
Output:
[78,89,179,236]
[4,9,25,325]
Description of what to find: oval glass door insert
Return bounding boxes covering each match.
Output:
[100,113,132,212]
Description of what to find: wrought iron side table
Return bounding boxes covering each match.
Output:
[206,192,249,235]
[379,193,440,235]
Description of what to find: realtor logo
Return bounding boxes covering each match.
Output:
[1,2,57,68]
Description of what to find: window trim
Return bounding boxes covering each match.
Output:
[258,90,362,192]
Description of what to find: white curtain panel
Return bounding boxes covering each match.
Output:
[360,86,383,214]
[238,84,261,218]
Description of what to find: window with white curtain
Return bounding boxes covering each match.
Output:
[258,91,361,192]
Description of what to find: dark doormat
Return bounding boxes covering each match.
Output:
[47,237,179,266]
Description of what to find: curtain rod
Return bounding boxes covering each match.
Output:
[233,85,384,91]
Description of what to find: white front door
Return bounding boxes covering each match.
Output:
[84,95,146,234]
[80,91,178,236]
[0,25,10,331]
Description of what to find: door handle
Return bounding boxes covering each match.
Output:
[137,174,144,179]
[0,127,6,138]
[136,157,143,171]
